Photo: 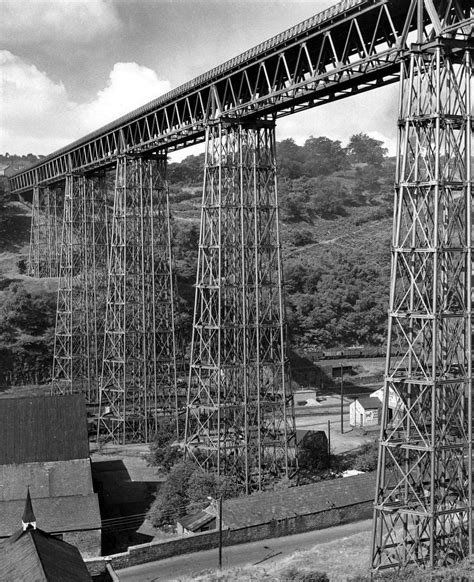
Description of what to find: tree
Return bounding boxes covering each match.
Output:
[146,416,183,472]
[298,430,330,472]
[302,136,347,176]
[147,461,241,528]
[147,460,197,527]
[277,138,306,178]
[346,133,388,166]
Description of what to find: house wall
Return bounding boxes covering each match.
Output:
[0,459,94,500]
[350,401,363,427]
[364,407,380,426]
[85,498,374,576]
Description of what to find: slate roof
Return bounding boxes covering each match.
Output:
[0,394,89,464]
[179,508,216,532]
[354,396,382,410]
[0,528,91,581]
[0,494,101,537]
[220,472,376,529]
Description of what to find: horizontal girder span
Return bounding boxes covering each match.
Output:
[9,0,472,193]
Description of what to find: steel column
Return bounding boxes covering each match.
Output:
[98,155,180,444]
[51,172,109,403]
[28,184,61,277]
[184,119,296,493]
[371,40,473,571]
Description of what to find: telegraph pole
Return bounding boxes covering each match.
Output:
[340,362,344,434]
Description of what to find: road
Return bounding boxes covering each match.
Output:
[115,519,373,581]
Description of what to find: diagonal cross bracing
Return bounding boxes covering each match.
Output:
[184,119,297,493]
[28,185,62,277]
[97,156,181,444]
[371,38,472,571]
[10,0,472,192]
[51,172,109,403]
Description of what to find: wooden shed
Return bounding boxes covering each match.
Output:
[349,396,382,428]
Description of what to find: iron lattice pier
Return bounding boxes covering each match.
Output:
[98,156,180,444]
[28,184,62,278]
[52,172,109,403]
[371,38,473,571]
[185,120,296,493]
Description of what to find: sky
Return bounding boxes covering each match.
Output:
[0,0,400,161]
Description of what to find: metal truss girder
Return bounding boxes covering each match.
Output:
[10,0,472,192]
[98,155,181,444]
[184,120,296,493]
[371,39,472,572]
[51,172,109,403]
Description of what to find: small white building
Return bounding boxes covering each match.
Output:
[370,386,403,423]
[350,397,382,428]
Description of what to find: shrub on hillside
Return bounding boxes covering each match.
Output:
[278,566,329,581]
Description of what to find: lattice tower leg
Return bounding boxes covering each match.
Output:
[184,119,297,494]
[52,172,109,403]
[98,155,180,444]
[371,41,472,572]
[28,185,62,277]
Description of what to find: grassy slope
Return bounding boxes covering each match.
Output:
[179,528,473,581]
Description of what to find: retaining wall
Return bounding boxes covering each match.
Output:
[86,497,372,577]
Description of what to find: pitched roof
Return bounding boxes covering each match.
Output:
[179,508,215,532]
[355,396,382,410]
[0,394,89,464]
[0,528,91,581]
[220,472,376,529]
[0,494,101,537]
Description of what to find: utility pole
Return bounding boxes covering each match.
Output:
[340,362,344,434]
[327,420,331,469]
[218,496,223,570]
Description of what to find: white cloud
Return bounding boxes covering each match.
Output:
[77,63,171,132]
[0,51,171,154]
[1,0,121,44]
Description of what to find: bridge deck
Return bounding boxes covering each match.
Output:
[9,0,472,192]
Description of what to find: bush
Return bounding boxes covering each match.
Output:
[278,566,329,581]
[351,441,379,472]
[146,416,183,472]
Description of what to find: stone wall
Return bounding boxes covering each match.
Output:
[86,498,372,576]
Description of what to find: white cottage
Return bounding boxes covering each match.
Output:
[349,396,382,428]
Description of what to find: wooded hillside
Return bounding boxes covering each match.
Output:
[0,133,394,386]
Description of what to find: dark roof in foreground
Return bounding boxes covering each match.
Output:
[221,472,376,529]
[0,527,91,581]
[0,495,101,537]
[0,394,89,464]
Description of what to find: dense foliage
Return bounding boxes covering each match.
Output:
[0,282,56,385]
[169,132,394,350]
[0,133,393,386]
[147,460,240,527]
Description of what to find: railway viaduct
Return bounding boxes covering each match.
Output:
[9,0,473,572]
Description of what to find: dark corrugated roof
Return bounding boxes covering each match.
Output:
[220,472,376,529]
[355,397,382,410]
[0,494,101,537]
[0,528,91,581]
[0,394,89,464]
[179,509,215,532]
